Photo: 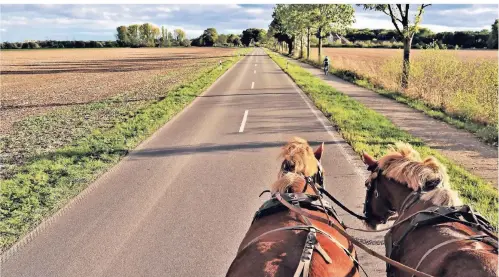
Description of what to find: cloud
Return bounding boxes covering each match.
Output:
[0,4,495,42]
[437,5,497,16]
[420,24,491,32]
[353,4,497,32]
[245,8,266,15]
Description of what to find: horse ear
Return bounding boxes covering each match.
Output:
[362,151,377,167]
[314,142,324,161]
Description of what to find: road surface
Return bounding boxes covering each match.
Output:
[2,48,385,277]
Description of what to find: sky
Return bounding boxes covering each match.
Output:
[0,4,498,42]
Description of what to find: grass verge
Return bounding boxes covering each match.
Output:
[0,48,252,252]
[297,56,498,146]
[266,49,497,227]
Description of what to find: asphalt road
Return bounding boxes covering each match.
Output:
[2,48,385,277]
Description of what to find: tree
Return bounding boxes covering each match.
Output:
[487,19,498,49]
[227,34,239,46]
[151,26,160,46]
[174,29,186,42]
[127,24,140,46]
[167,31,174,46]
[75,41,86,48]
[361,4,431,89]
[139,23,158,46]
[191,36,203,46]
[161,26,168,47]
[413,27,434,45]
[180,39,191,47]
[232,36,242,46]
[241,28,267,46]
[269,10,294,54]
[201,28,218,46]
[274,5,312,58]
[217,34,228,45]
[310,5,355,61]
[116,26,129,46]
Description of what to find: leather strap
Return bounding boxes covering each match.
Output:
[294,229,318,277]
[411,235,488,277]
[275,193,434,277]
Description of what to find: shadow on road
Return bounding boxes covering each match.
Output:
[129,140,344,159]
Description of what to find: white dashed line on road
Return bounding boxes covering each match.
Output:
[239,110,249,133]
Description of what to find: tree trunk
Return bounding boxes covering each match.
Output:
[307,27,311,60]
[318,27,322,62]
[288,38,293,55]
[402,35,413,90]
[300,34,304,58]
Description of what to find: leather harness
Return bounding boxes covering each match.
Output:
[384,191,498,277]
[245,190,355,277]
[364,163,498,277]
[252,192,343,227]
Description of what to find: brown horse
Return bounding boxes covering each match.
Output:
[361,142,498,277]
[226,137,360,277]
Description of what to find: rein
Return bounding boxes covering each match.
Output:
[318,187,368,221]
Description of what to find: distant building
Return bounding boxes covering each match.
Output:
[327,33,351,44]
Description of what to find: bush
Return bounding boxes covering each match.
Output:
[104,41,117,48]
[180,38,191,47]
[75,41,86,48]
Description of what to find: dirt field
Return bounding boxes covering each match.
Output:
[0,47,236,132]
[311,47,498,62]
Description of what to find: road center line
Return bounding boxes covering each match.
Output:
[251,82,254,89]
[239,110,249,133]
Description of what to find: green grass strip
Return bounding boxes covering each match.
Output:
[266,49,497,227]
[0,48,252,252]
[299,57,498,145]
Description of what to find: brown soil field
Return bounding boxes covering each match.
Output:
[311,47,498,62]
[0,47,236,133]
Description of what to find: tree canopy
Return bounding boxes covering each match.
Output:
[241,28,267,46]
[487,19,498,49]
[201,28,218,46]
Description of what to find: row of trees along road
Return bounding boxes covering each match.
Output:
[116,23,191,47]
[271,4,437,90]
[191,28,266,47]
[269,5,354,59]
[117,24,266,47]
[342,24,497,50]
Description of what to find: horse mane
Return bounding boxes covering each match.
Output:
[270,172,306,194]
[279,137,318,177]
[378,142,462,206]
[420,188,463,206]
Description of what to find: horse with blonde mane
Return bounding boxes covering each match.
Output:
[226,137,360,277]
[361,142,498,277]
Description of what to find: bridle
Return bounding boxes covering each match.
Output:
[280,159,324,193]
[363,163,397,224]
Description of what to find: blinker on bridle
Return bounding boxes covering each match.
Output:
[363,162,396,224]
[281,160,324,193]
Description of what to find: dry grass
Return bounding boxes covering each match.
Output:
[0,47,236,133]
[311,48,498,126]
